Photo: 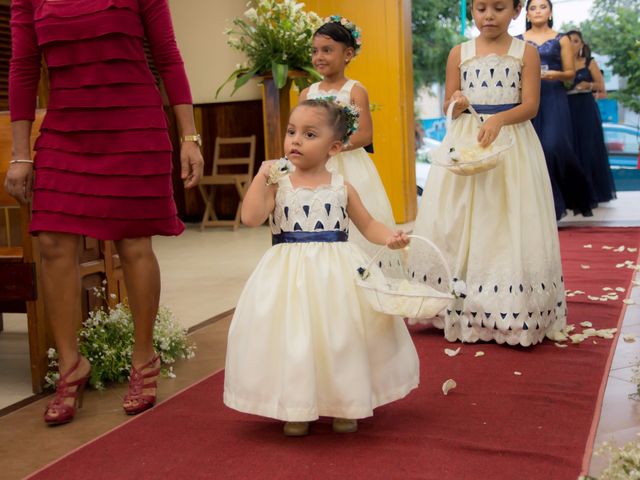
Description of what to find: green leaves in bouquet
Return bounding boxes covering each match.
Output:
[217,0,323,97]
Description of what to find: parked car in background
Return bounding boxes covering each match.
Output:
[603,123,639,168]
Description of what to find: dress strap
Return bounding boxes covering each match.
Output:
[340,79,357,95]
[507,37,526,61]
[330,172,345,187]
[277,175,293,188]
[459,40,476,64]
[308,82,320,96]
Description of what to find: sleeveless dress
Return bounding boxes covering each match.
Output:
[409,38,566,347]
[568,62,616,202]
[306,80,396,257]
[224,173,419,422]
[520,34,597,220]
[9,0,190,240]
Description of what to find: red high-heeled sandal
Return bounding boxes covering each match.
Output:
[44,356,91,426]
[123,354,161,415]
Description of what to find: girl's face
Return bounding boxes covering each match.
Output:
[311,35,354,77]
[568,34,583,56]
[472,0,521,39]
[284,106,343,170]
[526,0,552,27]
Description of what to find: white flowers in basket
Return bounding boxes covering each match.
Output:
[356,235,459,319]
[429,100,514,176]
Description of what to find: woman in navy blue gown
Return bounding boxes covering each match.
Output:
[566,30,616,203]
[520,0,597,220]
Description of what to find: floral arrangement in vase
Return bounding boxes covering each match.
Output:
[217,0,323,97]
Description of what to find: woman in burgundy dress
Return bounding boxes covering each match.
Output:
[5,0,203,424]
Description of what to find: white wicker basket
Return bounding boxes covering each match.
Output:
[356,235,454,318]
[429,100,514,176]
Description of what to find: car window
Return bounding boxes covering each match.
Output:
[604,129,639,155]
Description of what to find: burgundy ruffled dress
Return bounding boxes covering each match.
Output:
[9,0,191,240]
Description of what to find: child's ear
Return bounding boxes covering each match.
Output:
[344,47,355,64]
[328,140,344,156]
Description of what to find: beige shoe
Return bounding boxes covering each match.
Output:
[283,421,310,436]
[332,418,358,433]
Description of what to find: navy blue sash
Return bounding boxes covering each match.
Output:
[272,231,348,246]
[468,103,520,114]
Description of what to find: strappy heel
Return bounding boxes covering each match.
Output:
[44,356,91,426]
[123,354,161,415]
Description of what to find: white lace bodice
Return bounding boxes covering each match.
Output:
[307,80,358,104]
[271,174,349,235]
[459,38,525,105]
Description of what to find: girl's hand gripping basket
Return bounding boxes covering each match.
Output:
[356,235,457,318]
[429,100,514,176]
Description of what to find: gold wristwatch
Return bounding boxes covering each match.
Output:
[181,134,202,148]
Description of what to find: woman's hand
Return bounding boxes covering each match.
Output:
[575,81,593,91]
[386,230,410,250]
[4,163,34,205]
[180,142,204,188]
[451,90,470,117]
[477,115,504,148]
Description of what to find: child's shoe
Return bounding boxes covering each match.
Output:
[332,418,358,433]
[283,421,310,436]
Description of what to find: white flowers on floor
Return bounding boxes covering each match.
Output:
[45,288,195,390]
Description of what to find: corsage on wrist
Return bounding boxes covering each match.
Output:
[266,157,295,185]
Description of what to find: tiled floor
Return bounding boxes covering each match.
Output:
[0,191,639,479]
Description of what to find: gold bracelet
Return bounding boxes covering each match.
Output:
[9,159,34,165]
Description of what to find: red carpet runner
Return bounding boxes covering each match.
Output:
[29,227,640,480]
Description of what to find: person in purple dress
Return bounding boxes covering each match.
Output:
[566,30,616,203]
[520,0,597,220]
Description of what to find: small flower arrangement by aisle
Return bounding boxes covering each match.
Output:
[217,0,323,96]
[46,286,195,390]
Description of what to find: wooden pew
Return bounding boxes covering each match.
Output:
[0,111,127,393]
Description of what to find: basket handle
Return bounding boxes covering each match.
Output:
[446,99,483,130]
[360,235,453,291]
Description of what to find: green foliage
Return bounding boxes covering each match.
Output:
[412,0,468,90]
[575,0,640,113]
[46,289,195,390]
[217,0,323,97]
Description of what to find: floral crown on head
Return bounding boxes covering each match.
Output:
[322,15,362,55]
[311,95,360,143]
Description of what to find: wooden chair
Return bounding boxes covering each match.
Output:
[198,136,256,231]
[0,110,48,393]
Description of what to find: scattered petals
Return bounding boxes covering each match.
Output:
[602,287,613,292]
[474,351,485,357]
[554,343,568,348]
[580,264,591,270]
[588,295,600,301]
[616,264,626,269]
[570,333,586,344]
[613,246,626,253]
[580,321,593,328]
[445,347,461,357]
[563,324,576,334]
[615,287,626,292]
[583,328,597,337]
[602,245,614,250]
[623,334,636,343]
[513,371,522,376]
[633,281,640,287]
[628,247,638,253]
[573,290,586,295]
[442,379,457,395]
[583,244,592,248]
[593,340,598,344]
[547,330,568,342]
[623,299,636,305]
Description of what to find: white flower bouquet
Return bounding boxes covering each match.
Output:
[217,0,323,96]
[46,287,195,390]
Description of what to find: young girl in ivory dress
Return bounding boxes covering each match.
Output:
[408,0,566,346]
[224,99,419,437]
[298,16,396,256]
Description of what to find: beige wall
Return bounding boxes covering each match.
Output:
[168,0,261,104]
